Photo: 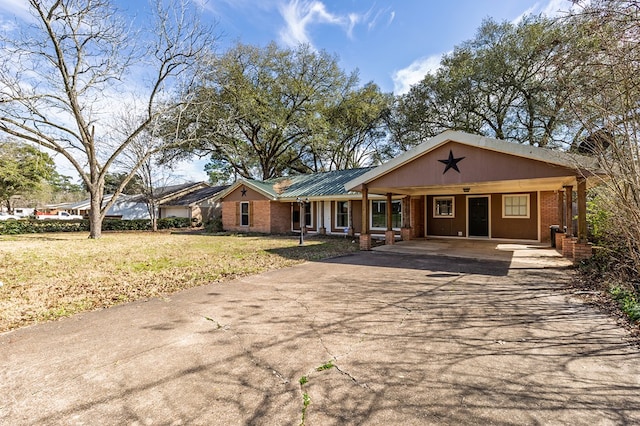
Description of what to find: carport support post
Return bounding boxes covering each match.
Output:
[385,193,395,245]
[360,186,371,250]
[564,185,573,237]
[577,178,588,244]
[573,178,593,261]
[348,200,355,236]
[401,196,412,241]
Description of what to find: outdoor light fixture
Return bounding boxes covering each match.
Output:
[296,197,309,246]
[463,187,471,193]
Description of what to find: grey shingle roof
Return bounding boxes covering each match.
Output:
[161,185,229,206]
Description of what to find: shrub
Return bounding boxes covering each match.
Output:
[0,217,192,235]
[204,217,223,233]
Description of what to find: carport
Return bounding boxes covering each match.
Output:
[345,131,602,262]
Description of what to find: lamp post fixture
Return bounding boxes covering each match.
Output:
[296,197,308,246]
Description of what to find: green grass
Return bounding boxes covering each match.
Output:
[315,360,335,371]
[610,285,640,322]
[0,231,358,331]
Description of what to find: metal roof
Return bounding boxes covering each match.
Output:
[263,167,375,199]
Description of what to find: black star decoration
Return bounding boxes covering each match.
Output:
[240,187,247,197]
[438,149,465,174]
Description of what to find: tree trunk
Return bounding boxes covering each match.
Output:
[151,201,158,232]
[88,190,103,239]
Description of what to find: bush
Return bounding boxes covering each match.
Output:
[610,285,640,323]
[204,217,223,233]
[0,217,192,235]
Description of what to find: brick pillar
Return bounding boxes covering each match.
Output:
[555,232,565,252]
[359,234,372,250]
[385,230,395,245]
[401,227,411,241]
[562,237,576,258]
[573,241,593,263]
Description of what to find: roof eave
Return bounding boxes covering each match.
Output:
[345,130,599,191]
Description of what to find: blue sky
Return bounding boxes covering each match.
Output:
[171,0,573,94]
[0,0,574,182]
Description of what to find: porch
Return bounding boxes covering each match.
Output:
[371,238,573,269]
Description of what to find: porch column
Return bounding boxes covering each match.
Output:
[347,200,355,236]
[401,195,412,241]
[555,190,566,250]
[577,179,587,243]
[360,186,371,250]
[557,190,564,229]
[319,200,326,235]
[385,192,394,245]
[564,185,573,237]
[574,178,593,261]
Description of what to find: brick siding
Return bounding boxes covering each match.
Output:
[539,191,561,243]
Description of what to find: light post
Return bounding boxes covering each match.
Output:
[296,197,308,245]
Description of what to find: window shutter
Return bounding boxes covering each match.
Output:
[235,202,239,226]
[249,201,254,227]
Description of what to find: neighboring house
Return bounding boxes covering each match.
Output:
[61,194,149,220]
[220,130,602,261]
[158,185,228,223]
[57,182,224,222]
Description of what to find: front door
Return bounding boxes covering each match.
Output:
[468,197,489,237]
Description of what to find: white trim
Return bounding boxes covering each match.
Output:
[433,196,455,218]
[502,194,531,219]
[240,201,250,227]
[304,201,314,228]
[370,199,402,231]
[466,195,491,238]
[334,200,349,229]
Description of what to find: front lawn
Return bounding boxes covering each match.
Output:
[0,231,358,332]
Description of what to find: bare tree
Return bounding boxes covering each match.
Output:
[564,0,640,273]
[116,115,179,232]
[0,0,214,238]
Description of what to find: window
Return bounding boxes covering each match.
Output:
[304,202,312,227]
[503,194,530,218]
[371,200,402,229]
[335,201,349,228]
[240,202,250,226]
[434,197,455,218]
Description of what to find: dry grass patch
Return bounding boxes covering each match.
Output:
[0,231,358,331]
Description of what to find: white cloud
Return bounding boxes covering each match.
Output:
[278,0,344,46]
[278,0,385,46]
[392,54,443,95]
[387,11,395,26]
[513,0,577,23]
[0,0,32,21]
[347,13,360,38]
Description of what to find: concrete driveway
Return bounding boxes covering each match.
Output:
[1,247,639,425]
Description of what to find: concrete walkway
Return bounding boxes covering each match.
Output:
[1,248,639,425]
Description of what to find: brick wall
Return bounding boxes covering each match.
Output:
[539,191,560,243]
[270,202,292,233]
[221,202,238,232]
[250,200,271,233]
[222,200,272,233]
